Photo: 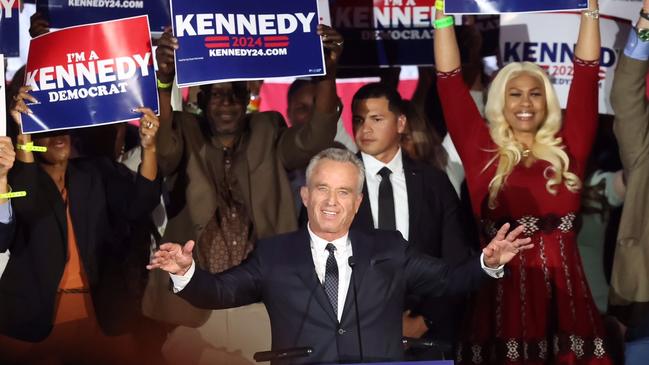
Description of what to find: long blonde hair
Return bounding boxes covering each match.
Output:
[483,62,581,209]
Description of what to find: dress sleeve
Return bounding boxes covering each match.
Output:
[436,68,491,166]
[561,58,600,175]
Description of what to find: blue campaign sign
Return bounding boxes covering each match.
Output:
[22,16,159,134]
[36,0,171,32]
[0,0,20,57]
[331,0,436,67]
[445,0,587,14]
[171,0,326,87]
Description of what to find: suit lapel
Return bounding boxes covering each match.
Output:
[39,166,67,252]
[67,163,91,262]
[403,156,422,241]
[340,229,373,320]
[293,229,339,324]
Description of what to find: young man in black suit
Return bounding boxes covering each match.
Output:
[148,148,532,364]
[350,82,472,358]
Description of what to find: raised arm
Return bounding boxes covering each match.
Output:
[148,240,262,309]
[278,25,340,171]
[611,0,649,170]
[154,28,184,176]
[575,0,601,62]
[562,0,601,167]
[433,7,489,163]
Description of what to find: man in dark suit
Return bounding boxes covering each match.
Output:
[148,148,532,364]
[350,82,472,356]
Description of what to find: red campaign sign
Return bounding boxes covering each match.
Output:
[22,16,159,133]
[331,0,437,67]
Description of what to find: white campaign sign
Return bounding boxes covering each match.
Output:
[500,12,631,114]
[600,0,642,21]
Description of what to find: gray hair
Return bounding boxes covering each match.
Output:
[305,148,365,193]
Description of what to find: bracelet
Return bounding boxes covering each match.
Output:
[640,9,649,22]
[435,0,444,11]
[0,184,27,200]
[434,16,454,29]
[157,78,173,90]
[16,142,47,152]
[582,9,599,19]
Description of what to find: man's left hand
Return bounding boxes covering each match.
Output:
[317,24,343,78]
[483,223,533,268]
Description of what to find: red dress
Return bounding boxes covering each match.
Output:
[437,59,612,365]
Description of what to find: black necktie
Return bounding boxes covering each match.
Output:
[323,243,338,316]
[377,167,396,230]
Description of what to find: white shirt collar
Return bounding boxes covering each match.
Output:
[307,223,350,252]
[361,148,404,178]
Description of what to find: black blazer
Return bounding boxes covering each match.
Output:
[178,228,489,364]
[351,154,474,338]
[0,159,160,342]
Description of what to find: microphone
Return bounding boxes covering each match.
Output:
[253,347,313,362]
[348,256,364,362]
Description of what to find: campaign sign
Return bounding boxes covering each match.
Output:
[331,0,435,67]
[500,12,630,114]
[0,0,20,57]
[22,16,159,134]
[37,0,170,32]
[171,0,327,87]
[446,0,587,14]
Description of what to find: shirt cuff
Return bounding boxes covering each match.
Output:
[170,260,196,293]
[0,202,14,224]
[480,252,505,278]
[624,28,649,61]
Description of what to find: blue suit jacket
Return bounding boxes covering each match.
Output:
[178,228,489,364]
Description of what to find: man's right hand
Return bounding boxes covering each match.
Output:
[155,27,179,83]
[147,240,195,276]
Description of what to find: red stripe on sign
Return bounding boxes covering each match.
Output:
[205,43,230,48]
[265,42,289,48]
[264,36,289,41]
[205,36,230,42]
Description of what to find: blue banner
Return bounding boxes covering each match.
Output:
[445,0,587,14]
[331,0,435,67]
[36,0,170,32]
[0,0,20,57]
[22,16,159,134]
[171,0,326,87]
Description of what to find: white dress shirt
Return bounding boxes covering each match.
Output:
[361,149,409,240]
[307,224,352,322]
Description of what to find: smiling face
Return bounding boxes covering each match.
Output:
[203,82,249,136]
[352,97,405,163]
[503,72,548,138]
[32,132,71,165]
[301,159,363,242]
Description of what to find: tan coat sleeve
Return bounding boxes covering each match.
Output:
[612,54,649,171]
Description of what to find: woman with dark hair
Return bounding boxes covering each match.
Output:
[0,86,161,365]
[434,0,611,363]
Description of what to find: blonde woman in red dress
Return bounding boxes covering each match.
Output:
[433,0,612,364]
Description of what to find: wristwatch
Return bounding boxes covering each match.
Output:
[638,28,649,42]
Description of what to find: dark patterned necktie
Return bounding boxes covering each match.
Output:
[378,167,396,230]
[324,243,338,316]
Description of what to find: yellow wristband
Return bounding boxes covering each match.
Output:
[157,79,173,90]
[17,142,47,152]
[0,185,27,200]
[434,16,454,29]
[435,0,444,11]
